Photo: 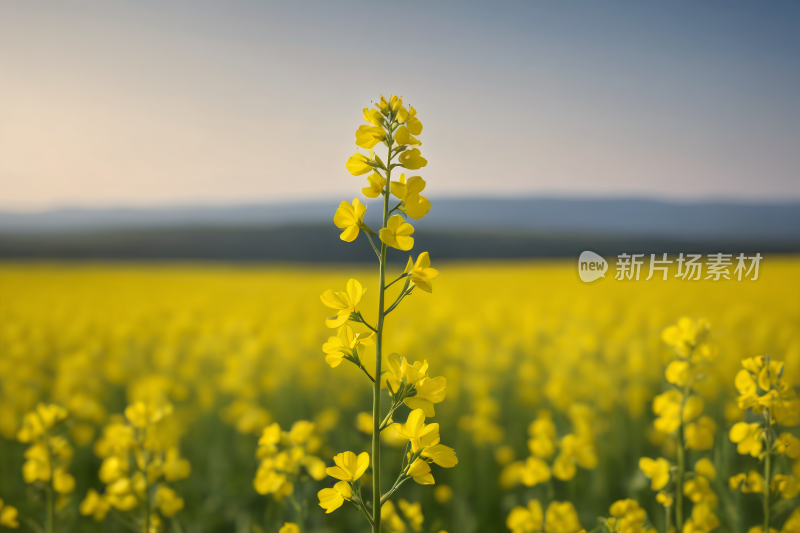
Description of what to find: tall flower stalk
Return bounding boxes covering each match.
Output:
[648,317,717,533]
[319,95,455,532]
[729,354,800,533]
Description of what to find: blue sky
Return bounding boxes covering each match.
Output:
[1,1,798,210]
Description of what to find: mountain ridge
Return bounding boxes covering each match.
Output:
[2,197,799,242]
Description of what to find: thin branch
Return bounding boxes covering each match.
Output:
[363,232,381,260]
[350,312,377,333]
[384,273,410,291]
[357,362,376,384]
[385,286,414,315]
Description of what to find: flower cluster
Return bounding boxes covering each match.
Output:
[604,499,656,533]
[254,420,327,500]
[506,499,585,533]
[499,405,598,489]
[16,403,75,530]
[0,499,18,529]
[315,94,454,531]
[729,355,800,533]
[79,401,190,532]
[642,317,719,533]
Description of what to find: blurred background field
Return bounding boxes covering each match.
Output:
[2,257,799,532]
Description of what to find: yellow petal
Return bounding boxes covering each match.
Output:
[317,488,344,513]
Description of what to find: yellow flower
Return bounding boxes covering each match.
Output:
[397,148,427,170]
[551,434,597,481]
[665,360,690,386]
[398,499,424,531]
[407,457,435,485]
[363,107,384,127]
[379,215,415,251]
[355,125,385,149]
[279,523,300,533]
[640,457,670,490]
[528,411,557,458]
[683,474,713,503]
[729,422,763,457]
[163,448,191,481]
[685,416,716,450]
[656,491,673,507]
[362,173,386,198]
[544,501,582,533]
[433,484,452,503]
[320,279,366,329]
[422,444,458,468]
[0,498,19,529]
[383,354,447,416]
[22,443,51,483]
[404,192,431,220]
[729,470,764,493]
[303,456,327,481]
[607,499,648,533]
[652,389,682,434]
[346,152,374,176]
[506,499,543,533]
[154,485,184,517]
[776,433,800,458]
[382,500,410,532]
[107,493,138,511]
[53,467,76,494]
[783,509,800,533]
[685,502,719,533]
[16,404,67,443]
[124,402,166,429]
[519,457,551,487]
[390,173,424,200]
[80,489,111,521]
[333,198,367,242]
[405,376,447,416]
[326,451,369,482]
[661,317,710,358]
[394,125,421,147]
[404,252,439,293]
[694,458,716,481]
[398,105,423,135]
[771,474,800,499]
[393,409,440,452]
[322,325,375,368]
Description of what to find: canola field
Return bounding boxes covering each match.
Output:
[1,258,800,533]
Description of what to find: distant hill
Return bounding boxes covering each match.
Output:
[1,198,798,261]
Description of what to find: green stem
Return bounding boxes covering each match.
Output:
[764,407,772,533]
[676,388,687,533]
[364,231,382,260]
[372,135,393,533]
[46,486,54,533]
[143,487,150,533]
[666,500,672,533]
[289,494,304,533]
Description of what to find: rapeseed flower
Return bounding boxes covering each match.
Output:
[318,481,352,513]
[379,215,415,251]
[334,198,368,242]
[640,457,670,490]
[326,451,370,482]
[404,253,439,293]
[320,279,366,329]
[0,499,19,529]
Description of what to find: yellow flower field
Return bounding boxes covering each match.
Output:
[1,258,799,533]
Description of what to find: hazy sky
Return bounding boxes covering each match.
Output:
[1,1,799,210]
